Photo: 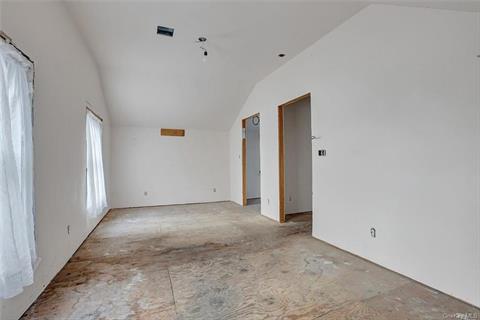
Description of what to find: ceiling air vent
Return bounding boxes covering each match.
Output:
[157,26,174,37]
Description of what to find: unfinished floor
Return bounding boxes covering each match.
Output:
[22,202,478,319]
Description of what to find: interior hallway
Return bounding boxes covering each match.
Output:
[22,202,478,319]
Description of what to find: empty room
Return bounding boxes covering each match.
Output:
[0,1,479,319]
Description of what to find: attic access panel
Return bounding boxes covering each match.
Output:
[160,128,185,137]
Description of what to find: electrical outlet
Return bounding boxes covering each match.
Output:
[144,191,148,196]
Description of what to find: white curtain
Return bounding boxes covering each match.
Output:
[0,43,36,299]
[86,110,107,218]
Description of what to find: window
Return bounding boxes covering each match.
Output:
[85,108,107,217]
[0,42,36,298]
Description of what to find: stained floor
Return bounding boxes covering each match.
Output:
[22,202,479,319]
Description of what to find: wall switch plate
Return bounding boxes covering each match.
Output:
[213,188,216,192]
[67,225,70,235]
[144,191,148,196]
[318,149,326,156]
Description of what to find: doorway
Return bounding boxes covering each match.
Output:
[242,113,261,210]
[278,93,312,223]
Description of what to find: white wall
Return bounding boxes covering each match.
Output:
[0,2,111,320]
[246,117,261,199]
[284,98,312,214]
[111,126,229,208]
[229,4,480,307]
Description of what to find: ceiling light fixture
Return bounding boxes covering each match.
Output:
[201,48,208,63]
[197,37,208,62]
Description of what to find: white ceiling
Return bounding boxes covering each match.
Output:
[65,1,480,130]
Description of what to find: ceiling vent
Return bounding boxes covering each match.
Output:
[157,26,174,37]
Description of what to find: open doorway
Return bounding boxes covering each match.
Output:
[242,113,261,211]
[278,93,312,223]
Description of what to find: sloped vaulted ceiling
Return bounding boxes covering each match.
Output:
[65,1,367,130]
[65,1,480,130]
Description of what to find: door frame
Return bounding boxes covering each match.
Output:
[278,93,311,223]
[242,113,260,207]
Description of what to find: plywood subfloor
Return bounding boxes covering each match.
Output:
[22,202,478,319]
